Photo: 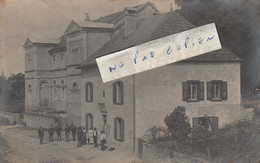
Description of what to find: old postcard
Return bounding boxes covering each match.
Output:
[0,0,260,163]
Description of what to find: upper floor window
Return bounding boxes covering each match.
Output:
[61,80,65,85]
[39,80,48,87]
[114,117,124,142]
[53,80,56,85]
[28,84,31,89]
[72,48,78,53]
[183,81,204,102]
[113,81,124,105]
[53,56,56,62]
[61,54,64,60]
[86,82,93,102]
[207,81,227,101]
[73,82,78,89]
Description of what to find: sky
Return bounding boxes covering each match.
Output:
[0,0,177,77]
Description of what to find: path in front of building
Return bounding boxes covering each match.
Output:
[0,126,138,163]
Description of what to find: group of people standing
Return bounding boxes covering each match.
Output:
[37,124,107,151]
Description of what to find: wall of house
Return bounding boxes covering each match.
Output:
[137,5,157,21]
[135,62,241,139]
[81,66,135,154]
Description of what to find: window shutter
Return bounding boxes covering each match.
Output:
[120,82,124,104]
[114,118,117,140]
[207,81,212,100]
[222,81,228,100]
[120,118,124,142]
[90,82,93,102]
[85,114,88,129]
[211,117,218,131]
[182,81,188,101]
[85,83,88,101]
[113,83,116,104]
[199,81,204,101]
[193,117,199,129]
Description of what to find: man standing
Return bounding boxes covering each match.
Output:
[48,125,54,142]
[77,126,83,147]
[64,124,70,142]
[56,124,62,141]
[93,127,98,147]
[38,127,44,145]
[71,124,77,141]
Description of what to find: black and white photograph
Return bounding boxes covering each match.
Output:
[0,0,260,162]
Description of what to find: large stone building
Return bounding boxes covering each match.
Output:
[23,2,160,127]
[24,1,242,154]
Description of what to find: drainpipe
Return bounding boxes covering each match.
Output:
[133,74,136,152]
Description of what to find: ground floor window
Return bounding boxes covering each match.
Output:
[193,116,218,131]
[114,117,124,142]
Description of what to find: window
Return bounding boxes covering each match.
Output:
[61,80,64,84]
[114,117,124,142]
[193,116,218,131]
[53,56,56,62]
[53,80,56,85]
[85,113,93,130]
[73,82,78,89]
[86,82,93,102]
[28,84,31,89]
[113,81,124,105]
[103,91,105,98]
[61,54,64,60]
[183,81,204,102]
[207,81,227,101]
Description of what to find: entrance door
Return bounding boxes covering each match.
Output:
[85,113,93,130]
[102,114,107,136]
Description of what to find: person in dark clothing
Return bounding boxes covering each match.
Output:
[56,124,62,141]
[64,124,70,142]
[77,126,83,147]
[38,127,44,145]
[48,125,54,142]
[71,124,77,141]
[93,127,98,147]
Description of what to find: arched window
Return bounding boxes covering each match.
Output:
[73,82,78,89]
[39,80,48,87]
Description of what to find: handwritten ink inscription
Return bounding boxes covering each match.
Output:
[96,23,221,82]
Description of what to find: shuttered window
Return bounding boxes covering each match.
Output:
[207,81,227,101]
[86,82,93,102]
[183,81,204,102]
[114,117,124,142]
[113,81,124,105]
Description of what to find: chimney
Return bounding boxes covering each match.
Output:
[85,13,91,21]
[124,11,138,37]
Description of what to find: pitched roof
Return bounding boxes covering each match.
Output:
[49,36,67,54]
[79,11,241,68]
[93,1,159,25]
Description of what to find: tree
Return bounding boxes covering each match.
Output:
[164,106,191,141]
[175,0,260,99]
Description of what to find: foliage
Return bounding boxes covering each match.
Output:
[144,126,170,142]
[175,0,260,98]
[164,106,191,142]
[0,73,25,112]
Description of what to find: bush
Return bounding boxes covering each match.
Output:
[164,106,191,142]
[144,126,169,141]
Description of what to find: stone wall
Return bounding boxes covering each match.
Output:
[0,112,23,125]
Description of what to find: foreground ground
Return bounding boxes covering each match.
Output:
[0,126,138,163]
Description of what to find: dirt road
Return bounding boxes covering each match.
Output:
[0,126,138,163]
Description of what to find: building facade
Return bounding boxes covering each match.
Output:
[23,2,159,127]
[79,10,242,154]
[23,1,242,154]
